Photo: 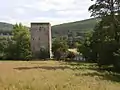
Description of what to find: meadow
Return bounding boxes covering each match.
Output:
[0,61,120,90]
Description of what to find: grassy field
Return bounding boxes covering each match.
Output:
[0,61,120,90]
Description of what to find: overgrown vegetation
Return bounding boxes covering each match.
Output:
[78,0,120,71]
[52,38,68,60]
[0,23,32,60]
[0,61,120,90]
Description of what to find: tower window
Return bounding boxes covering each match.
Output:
[39,26,42,31]
[33,38,34,40]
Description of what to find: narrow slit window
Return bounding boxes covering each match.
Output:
[39,27,42,31]
[33,38,34,40]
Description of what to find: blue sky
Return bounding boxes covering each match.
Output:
[0,0,95,26]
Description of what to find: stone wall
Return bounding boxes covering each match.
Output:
[30,23,52,59]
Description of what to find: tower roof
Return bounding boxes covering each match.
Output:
[31,22,50,25]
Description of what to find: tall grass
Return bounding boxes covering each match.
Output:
[0,61,120,90]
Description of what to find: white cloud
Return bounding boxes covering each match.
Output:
[24,0,76,11]
[15,8,25,15]
[23,0,95,18]
[56,10,86,16]
[0,0,95,26]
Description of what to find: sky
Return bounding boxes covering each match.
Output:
[0,0,95,26]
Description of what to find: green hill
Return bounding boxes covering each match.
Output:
[52,18,99,37]
[0,22,13,31]
[0,22,13,35]
[0,18,99,36]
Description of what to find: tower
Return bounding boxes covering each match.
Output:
[30,23,52,59]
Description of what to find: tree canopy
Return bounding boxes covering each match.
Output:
[86,0,120,70]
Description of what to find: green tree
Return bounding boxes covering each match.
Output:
[5,38,17,60]
[89,0,120,69]
[77,32,96,62]
[0,37,9,59]
[6,23,32,60]
[67,51,76,60]
[90,22,118,65]
[52,38,68,60]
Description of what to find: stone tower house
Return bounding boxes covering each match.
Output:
[30,23,52,59]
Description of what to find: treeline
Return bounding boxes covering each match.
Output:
[0,23,31,60]
[78,0,120,70]
[0,30,12,35]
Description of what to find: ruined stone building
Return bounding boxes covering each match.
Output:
[30,23,52,59]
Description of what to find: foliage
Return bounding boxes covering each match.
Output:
[5,23,32,60]
[5,39,17,60]
[13,23,31,60]
[113,49,120,69]
[0,37,9,59]
[90,21,118,66]
[89,0,120,18]
[52,38,68,60]
[77,32,97,62]
[67,51,76,60]
[0,30,12,35]
[88,0,120,70]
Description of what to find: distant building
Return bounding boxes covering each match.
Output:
[0,33,12,37]
[68,49,85,61]
[30,23,52,59]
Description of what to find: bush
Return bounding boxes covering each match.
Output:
[67,51,76,60]
[52,38,68,60]
[53,49,67,60]
[113,49,120,70]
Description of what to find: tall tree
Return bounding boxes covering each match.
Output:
[7,23,31,60]
[77,32,96,62]
[89,0,120,40]
[89,0,120,68]
[0,37,9,59]
[52,38,68,60]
